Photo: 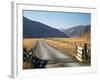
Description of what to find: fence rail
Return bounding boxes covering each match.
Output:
[75,43,90,62]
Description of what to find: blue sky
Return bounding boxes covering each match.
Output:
[23,10,91,29]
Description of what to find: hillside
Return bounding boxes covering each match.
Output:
[23,17,68,38]
[62,25,90,37]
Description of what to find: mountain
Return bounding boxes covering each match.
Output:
[23,17,68,38]
[62,25,90,37]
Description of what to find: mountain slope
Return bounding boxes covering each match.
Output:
[23,17,68,38]
[62,25,90,37]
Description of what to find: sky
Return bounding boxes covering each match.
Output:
[23,10,91,29]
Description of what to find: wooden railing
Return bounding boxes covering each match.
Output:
[75,43,90,62]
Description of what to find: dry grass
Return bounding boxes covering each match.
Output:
[45,39,76,57]
[47,33,91,48]
[45,36,91,57]
[23,38,38,49]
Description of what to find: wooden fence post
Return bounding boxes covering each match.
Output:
[75,43,77,55]
[83,43,88,61]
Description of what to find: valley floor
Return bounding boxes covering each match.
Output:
[23,38,91,69]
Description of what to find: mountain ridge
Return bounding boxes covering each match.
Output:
[23,17,68,38]
[60,25,90,37]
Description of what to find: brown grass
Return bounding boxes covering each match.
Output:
[45,36,91,57]
[45,39,76,57]
[23,38,38,49]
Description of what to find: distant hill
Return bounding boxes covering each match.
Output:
[23,17,68,38]
[62,25,90,37]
